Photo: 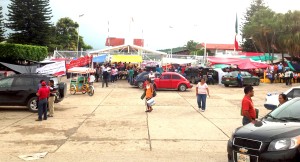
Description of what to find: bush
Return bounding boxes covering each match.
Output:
[0,43,48,61]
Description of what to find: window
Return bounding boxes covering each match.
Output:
[14,78,33,87]
[172,74,181,80]
[293,89,300,98]
[0,78,14,88]
[161,74,171,80]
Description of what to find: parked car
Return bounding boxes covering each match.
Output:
[228,97,300,162]
[0,73,67,112]
[184,67,218,84]
[153,72,193,91]
[264,86,300,110]
[221,71,260,87]
[131,71,160,89]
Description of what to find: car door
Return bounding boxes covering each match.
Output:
[0,77,14,105]
[10,77,35,104]
[158,74,172,89]
[242,72,250,85]
[171,74,181,89]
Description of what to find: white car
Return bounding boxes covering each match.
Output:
[264,86,300,110]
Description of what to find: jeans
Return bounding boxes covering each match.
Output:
[197,94,207,110]
[128,76,133,84]
[38,98,47,120]
[242,116,251,125]
[102,78,108,87]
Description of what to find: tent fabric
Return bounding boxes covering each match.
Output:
[111,55,142,63]
[68,67,95,74]
[162,58,198,65]
[207,57,268,69]
[213,64,230,69]
[92,54,107,63]
[287,61,296,71]
[238,52,264,56]
[0,62,38,74]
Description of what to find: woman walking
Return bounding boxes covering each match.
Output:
[196,78,210,112]
[144,78,154,112]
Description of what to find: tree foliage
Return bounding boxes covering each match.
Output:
[0,5,5,42]
[6,0,53,46]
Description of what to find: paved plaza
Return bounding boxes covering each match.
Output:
[0,80,296,162]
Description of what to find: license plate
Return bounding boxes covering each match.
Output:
[226,79,229,81]
[237,153,250,162]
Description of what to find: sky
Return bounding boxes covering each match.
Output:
[2,0,300,51]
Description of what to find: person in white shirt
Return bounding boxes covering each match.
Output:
[89,73,95,85]
[196,78,210,112]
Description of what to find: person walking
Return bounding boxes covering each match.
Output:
[144,78,154,112]
[36,81,50,121]
[241,86,256,125]
[48,80,56,117]
[196,78,210,112]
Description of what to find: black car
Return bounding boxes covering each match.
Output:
[184,67,218,84]
[0,74,67,112]
[228,98,300,162]
[131,71,160,88]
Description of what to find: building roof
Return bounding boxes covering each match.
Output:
[197,43,240,50]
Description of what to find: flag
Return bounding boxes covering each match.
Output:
[234,13,239,50]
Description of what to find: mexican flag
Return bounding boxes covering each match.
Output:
[234,13,239,50]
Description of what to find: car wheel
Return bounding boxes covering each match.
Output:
[254,80,260,86]
[191,77,196,84]
[27,96,38,112]
[224,84,229,87]
[178,84,187,91]
[70,84,76,95]
[138,82,144,89]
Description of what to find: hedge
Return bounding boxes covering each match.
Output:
[0,43,48,61]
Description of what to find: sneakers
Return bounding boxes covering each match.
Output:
[201,109,205,112]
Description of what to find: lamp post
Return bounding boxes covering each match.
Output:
[77,14,84,58]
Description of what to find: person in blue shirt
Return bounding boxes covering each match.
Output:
[155,65,162,74]
[237,71,243,87]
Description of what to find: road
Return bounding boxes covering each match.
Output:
[0,80,294,161]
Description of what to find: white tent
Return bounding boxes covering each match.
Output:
[162,58,198,65]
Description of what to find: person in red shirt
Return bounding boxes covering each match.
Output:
[241,85,256,125]
[36,81,50,121]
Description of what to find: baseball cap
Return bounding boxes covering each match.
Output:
[41,81,46,86]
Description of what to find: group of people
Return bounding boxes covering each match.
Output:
[241,85,288,125]
[36,80,57,121]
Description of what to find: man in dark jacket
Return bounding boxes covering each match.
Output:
[102,66,109,88]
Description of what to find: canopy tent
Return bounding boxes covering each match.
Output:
[111,55,143,63]
[89,44,167,56]
[0,62,38,74]
[207,57,268,69]
[92,54,107,63]
[287,61,296,71]
[212,64,230,69]
[68,67,96,74]
[240,53,277,62]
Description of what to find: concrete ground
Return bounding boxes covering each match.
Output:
[0,80,295,162]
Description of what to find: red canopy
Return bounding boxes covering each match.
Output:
[207,57,268,69]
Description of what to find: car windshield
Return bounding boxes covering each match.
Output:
[225,71,238,77]
[268,98,300,121]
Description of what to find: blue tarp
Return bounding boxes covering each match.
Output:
[92,54,107,63]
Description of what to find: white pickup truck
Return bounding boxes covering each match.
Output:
[264,86,300,110]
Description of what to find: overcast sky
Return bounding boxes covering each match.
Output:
[2,0,300,51]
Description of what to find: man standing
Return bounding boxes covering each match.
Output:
[48,80,56,117]
[102,66,109,88]
[36,81,50,121]
[128,68,134,84]
[241,86,256,125]
[237,71,243,87]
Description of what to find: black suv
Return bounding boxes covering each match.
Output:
[184,67,218,84]
[228,98,300,162]
[0,74,67,112]
[131,71,160,88]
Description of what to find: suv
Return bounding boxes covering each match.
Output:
[0,74,67,112]
[184,67,218,84]
[131,71,160,88]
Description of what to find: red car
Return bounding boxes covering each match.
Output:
[153,72,193,91]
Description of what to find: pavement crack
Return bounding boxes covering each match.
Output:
[146,111,152,151]
[0,113,34,131]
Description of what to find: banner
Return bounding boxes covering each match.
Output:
[36,61,66,76]
[66,55,93,70]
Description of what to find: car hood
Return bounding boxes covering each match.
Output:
[234,120,300,142]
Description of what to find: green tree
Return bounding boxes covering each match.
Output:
[53,17,93,51]
[185,40,199,55]
[0,5,5,42]
[241,0,268,52]
[6,0,52,46]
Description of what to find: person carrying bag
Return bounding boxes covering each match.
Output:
[142,78,155,112]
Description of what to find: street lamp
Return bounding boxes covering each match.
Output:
[77,14,84,58]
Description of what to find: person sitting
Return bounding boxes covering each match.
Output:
[278,93,288,107]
